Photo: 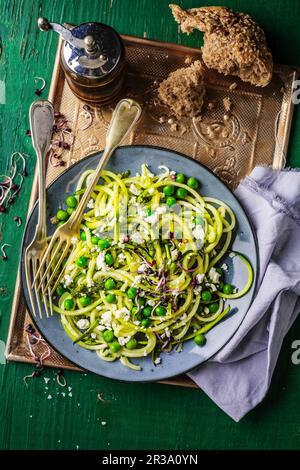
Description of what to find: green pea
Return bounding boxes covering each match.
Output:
[194,334,206,346]
[110,341,121,353]
[127,287,137,299]
[187,177,199,189]
[103,329,114,343]
[223,283,234,295]
[201,290,212,302]
[166,196,177,207]
[141,318,151,328]
[91,235,99,245]
[163,185,175,196]
[142,306,152,317]
[56,210,69,221]
[64,298,74,310]
[209,302,219,314]
[76,256,89,268]
[105,293,116,304]
[79,295,92,307]
[175,173,185,184]
[155,305,166,316]
[67,207,75,216]
[195,215,203,225]
[104,252,114,266]
[126,338,137,350]
[176,187,187,199]
[80,230,87,241]
[57,221,65,227]
[56,284,65,297]
[98,238,110,250]
[66,196,78,208]
[104,278,116,290]
[146,207,152,216]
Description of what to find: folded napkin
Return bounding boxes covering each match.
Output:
[188,166,300,421]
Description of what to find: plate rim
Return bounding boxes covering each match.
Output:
[20,144,258,382]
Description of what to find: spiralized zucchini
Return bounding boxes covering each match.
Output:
[50,164,253,371]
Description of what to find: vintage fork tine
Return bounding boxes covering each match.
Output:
[25,252,39,318]
[34,258,44,319]
[39,260,50,318]
[43,241,70,292]
[50,268,67,296]
[33,238,64,290]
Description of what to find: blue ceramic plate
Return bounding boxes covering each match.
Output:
[21,146,258,382]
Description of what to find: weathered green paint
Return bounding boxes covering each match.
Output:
[0,0,300,450]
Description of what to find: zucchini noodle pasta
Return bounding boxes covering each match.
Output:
[50,164,253,370]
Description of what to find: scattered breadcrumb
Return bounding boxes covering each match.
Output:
[223,97,232,112]
[229,82,237,91]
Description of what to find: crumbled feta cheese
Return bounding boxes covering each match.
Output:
[165,328,171,338]
[210,284,217,292]
[100,311,112,327]
[130,232,144,244]
[63,275,73,287]
[154,357,161,364]
[68,264,75,271]
[133,320,140,326]
[221,263,228,272]
[96,252,109,271]
[147,299,156,307]
[148,187,155,194]
[71,237,78,244]
[118,252,126,262]
[208,267,221,284]
[133,274,143,286]
[77,319,90,330]
[91,333,97,339]
[115,307,130,318]
[96,325,105,331]
[87,198,95,209]
[193,225,205,241]
[138,263,148,273]
[118,336,131,346]
[229,252,236,258]
[204,307,210,314]
[129,184,140,196]
[193,285,202,294]
[196,273,205,284]
[129,196,137,204]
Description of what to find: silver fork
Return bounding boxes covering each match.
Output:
[24,100,54,318]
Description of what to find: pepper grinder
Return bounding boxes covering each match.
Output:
[37,17,126,104]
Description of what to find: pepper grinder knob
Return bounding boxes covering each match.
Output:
[38,17,52,31]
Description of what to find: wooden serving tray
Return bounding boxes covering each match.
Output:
[5,34,298,388]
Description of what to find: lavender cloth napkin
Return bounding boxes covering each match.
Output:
[188,166,300,422]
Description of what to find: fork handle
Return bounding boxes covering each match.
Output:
[30,100,54,240]
[69,98,142,230]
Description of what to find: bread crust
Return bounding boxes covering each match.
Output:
[170,4,273,87]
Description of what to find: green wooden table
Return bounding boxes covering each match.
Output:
[1,0,300,450]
